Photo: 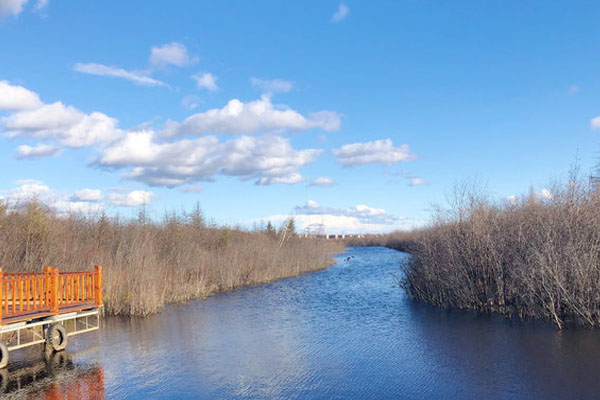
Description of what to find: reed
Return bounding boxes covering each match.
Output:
[0,203,344,316]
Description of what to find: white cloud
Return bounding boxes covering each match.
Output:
[109,190,154,207]
[309,176,335,187]
[256,173,304,186]
[71,188,104,202]
[5,180,53,203]
[333,138,416,166]
[409,177,428,186]
[330,3,349,23]
[0,180,104,214]
[179,185,203,193]
[192,72,218,91]
[1,82,334,189]
[16,143,61,159]
[74,42,195,87]
[34,0,47,10]
[181,95,201,110]
[0,81,42,110]
[262,200,413,234]
[591,116,600,130]
[0,0,28,18]
[163,95,341,137]
[73,63,167,87]
[2,101,122,147]
[54,200,104,215]
[97,131,321,187]
[149,42,197,68]
[251,77,293,94]
[540,188,552,200]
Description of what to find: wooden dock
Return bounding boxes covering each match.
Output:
[0,266,103,369]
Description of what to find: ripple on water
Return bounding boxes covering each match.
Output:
[4,246,600,399]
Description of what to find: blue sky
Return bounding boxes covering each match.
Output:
[1,0,599,233]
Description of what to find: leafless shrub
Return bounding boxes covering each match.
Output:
[0,203,344,316]
[360,174,600,328]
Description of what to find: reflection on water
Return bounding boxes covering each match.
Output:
[1,351,104,399]
[5,247,600,399]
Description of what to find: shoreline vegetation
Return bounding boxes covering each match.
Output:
[0,201,344,316]
[349,174,600,329]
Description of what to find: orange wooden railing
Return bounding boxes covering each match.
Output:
[0,266,102,324]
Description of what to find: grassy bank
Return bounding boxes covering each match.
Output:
[0,202,345,316]
[351,177,600,329]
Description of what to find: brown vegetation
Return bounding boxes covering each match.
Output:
[353,176,600,329]
[0,202,344,316]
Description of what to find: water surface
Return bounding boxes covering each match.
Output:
[4,247,600,399]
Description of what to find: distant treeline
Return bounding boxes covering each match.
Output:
[349,174,600,329]
[0,202,344,316]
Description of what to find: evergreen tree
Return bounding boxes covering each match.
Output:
[266,221,276,237]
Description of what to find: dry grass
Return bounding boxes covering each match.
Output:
[0,202,344,316]
[355,174,600,328]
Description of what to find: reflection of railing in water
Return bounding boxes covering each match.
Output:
[0,351,105,399]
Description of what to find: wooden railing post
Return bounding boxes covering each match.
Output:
[0,267,3,325]
[44,266,52,310]
[51,267,59,314]
[94,265,103,307]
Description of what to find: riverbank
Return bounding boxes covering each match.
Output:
[349,177,600,329]
[0,201,345,316]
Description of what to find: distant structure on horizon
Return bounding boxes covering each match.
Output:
[301,233,367,240]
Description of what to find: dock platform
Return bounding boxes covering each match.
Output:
[0,266,103,368]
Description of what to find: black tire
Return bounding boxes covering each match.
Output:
[46,324,68,352]
[0,341,8,369]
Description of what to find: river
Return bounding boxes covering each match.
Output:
[3,246,600,399]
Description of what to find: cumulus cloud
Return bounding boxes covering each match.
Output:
[0,0,47,18]
[262,200,415,234]
[309,177,335,187]
[330,3,349,23]
[70,188,104,202]
[0,0,28,18]
[0,81,42,110]
[97,131,321,187]
[293,200,403,225]
[591,116,600,130]
[73,63,167,87]
[333,138,416,166]
[506,194,518,204]
[2,99,122,147]
[109,190,154,207]
[5,179,52,203]
[1,82,330,187]
[192,72,218,91]
[540,188,552,200]
[0,180,104,214]
[16,143,61,159]
[53,199,104,215]
[163,95,341,137]
[251,77,293,94]
[149,42,197,68]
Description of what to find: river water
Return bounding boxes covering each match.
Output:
[3,246,600,399]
